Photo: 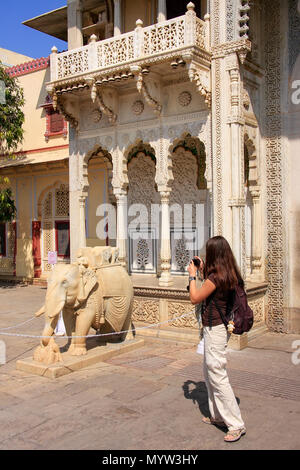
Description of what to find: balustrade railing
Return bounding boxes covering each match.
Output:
[51,8,209,82]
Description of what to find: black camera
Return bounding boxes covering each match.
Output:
[192,257,200,268]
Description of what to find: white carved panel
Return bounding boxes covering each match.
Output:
[128,227,158,274]
[170,228,198,274]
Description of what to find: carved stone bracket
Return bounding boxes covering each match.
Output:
[188,67,211,108]
[86,79,117,124]
[56,95,79,130]
[136,72,162,116]
[46,84,79,130]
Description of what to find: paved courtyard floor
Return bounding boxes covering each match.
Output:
[0,283,299,451]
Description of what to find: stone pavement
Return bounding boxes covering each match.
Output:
[0,283,299,450]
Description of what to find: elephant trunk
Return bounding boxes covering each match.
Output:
[41,317,59,347]
[41,296,66,347]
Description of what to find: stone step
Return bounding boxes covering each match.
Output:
[32,278,47,287]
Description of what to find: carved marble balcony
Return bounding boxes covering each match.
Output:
[48,5,210,90]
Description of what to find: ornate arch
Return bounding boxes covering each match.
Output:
[170,133,207,190]
[82,144,113,197]
[126,140,159,216]
[125,140,156,163]
[37,180,69,219]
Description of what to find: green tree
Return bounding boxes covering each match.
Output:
[0,187,16,222]
[0,61,25,155]
[0,62,24,222]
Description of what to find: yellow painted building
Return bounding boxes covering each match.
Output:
[0,51,110,281]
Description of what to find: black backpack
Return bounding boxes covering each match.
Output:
[212,284,254,335]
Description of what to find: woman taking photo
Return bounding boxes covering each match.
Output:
[187,235,246,443]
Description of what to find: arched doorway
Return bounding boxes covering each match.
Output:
[170,134,209,273]
[83,145,114,248]
[39,182,70,275]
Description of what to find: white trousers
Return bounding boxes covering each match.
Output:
[203,323,245,431]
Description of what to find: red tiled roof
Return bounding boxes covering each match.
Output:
[5,57,50,77]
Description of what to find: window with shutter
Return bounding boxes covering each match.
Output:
[49,110,64,134]
[0,224,6,256]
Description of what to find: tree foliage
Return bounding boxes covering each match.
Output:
[0,61,25,155]
[0,62,24,221]
[0,188,16,222]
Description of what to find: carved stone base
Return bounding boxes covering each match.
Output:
[158,275,174,287]
[16,338,144,379]
[132,279,268,350]
[227,333,248,351]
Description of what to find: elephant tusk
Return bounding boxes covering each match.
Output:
[35,305,45,317]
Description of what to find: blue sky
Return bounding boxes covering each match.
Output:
[0,1,67,59]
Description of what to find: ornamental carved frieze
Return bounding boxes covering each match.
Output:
[211,38,251,63]
[264,0,285,332]
[168,302,198,329]
[248,297,264,324]
[127,153,160,225]
[132,298,160,324]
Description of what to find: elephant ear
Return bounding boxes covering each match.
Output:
[76,268,98,305]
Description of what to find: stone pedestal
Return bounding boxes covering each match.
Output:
[16,338,144,379]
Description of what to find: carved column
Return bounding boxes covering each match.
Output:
[113,0,122,36]
[115,190,128,267]
[226,54,246,274]
[249,187,262,278]
[78,194,87,248]
[69,128,85,262]
[157,0,167,23]
[159,190,173,286]
[67,0,83,50]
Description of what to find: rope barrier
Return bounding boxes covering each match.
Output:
[0,309,197,340]
[0,316,37,331]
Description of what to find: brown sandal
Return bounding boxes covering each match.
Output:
[202,416,226,427]
[224,428,246,442]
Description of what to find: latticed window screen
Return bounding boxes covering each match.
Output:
[55,185,69,217]
[42,185,70,272]
[43,192,52,219]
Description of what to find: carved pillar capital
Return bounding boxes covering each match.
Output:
[159,190,171,204]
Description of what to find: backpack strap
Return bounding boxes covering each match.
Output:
[208,298,213,329]
[212,297,228,327]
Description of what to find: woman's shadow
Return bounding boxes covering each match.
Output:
[182,380,241,431]
[182,380,210,418]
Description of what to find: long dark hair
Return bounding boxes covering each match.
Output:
[204,236,244,291]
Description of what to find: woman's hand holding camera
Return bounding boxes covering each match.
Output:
[187,256,204,279]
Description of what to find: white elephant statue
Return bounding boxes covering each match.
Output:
[33,247,133,364]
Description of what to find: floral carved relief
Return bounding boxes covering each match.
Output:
[168,302,198,329]
[132,298,160,324]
